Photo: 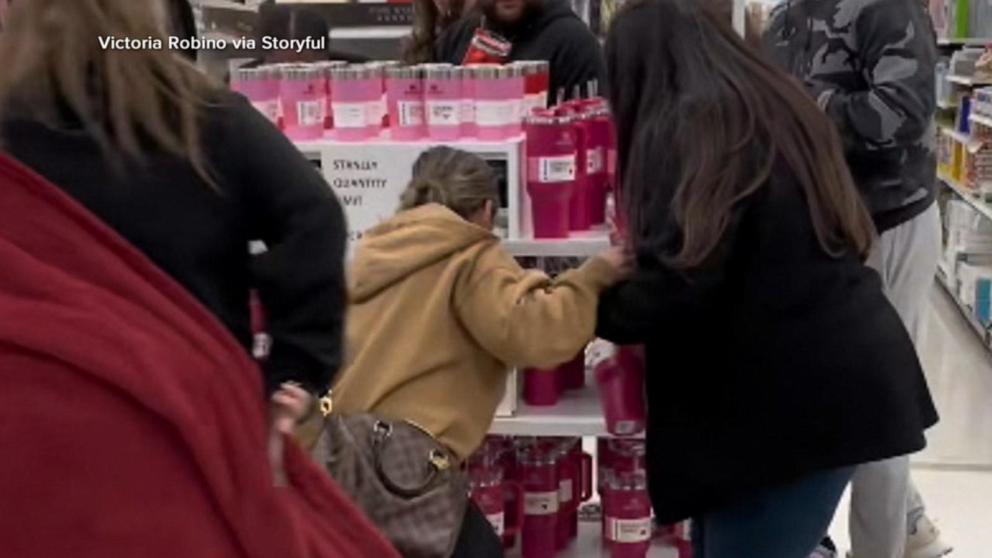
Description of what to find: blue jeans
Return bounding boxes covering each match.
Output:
[692,467,854,558]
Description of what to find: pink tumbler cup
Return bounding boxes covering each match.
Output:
[330,65,380,141]
[386,66,426,141]
[457,66,478,138]
[525,112,577,238]
[523,367,561,407]
[605,472,652,558]
[279,65,326,141]
[561,350,586,390]
[594,344,647,437]
[232,67,280,125]
[423,64,462,141]
[474,64,525,140]
[519,446,559,558]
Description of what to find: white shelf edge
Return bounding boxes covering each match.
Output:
[947,74,992,86]
[939,173,992,222]
[503,235,611,258]
[938,37,992,46]
[937,99,959,110]
[491,378,644,439]
[970,114,992,129]
[939,125,972,144]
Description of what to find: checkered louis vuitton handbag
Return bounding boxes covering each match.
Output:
[309,397,469,558]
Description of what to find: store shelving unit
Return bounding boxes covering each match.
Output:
[936,260,992,349]
[507,522,681,558]
[491,376,628,438]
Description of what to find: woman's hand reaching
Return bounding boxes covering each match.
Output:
[597,245,635,283]
[268,382,314,486]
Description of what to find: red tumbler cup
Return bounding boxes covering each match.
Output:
[605,471,652,558]
[561,349,586,390]
[593,343,647,436]
[556,103,591,232]
[525,112,577,238]
[523,367,561,406]
[519,446,560,558]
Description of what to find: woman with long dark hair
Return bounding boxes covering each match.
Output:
[596,0,938,556]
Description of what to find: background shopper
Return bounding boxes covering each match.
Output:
[0,0,396,556]
[763,3,948,557]
[405,0,476,63]
[435,0,606,101]
[326,147,628,557]
[597,0,938,556]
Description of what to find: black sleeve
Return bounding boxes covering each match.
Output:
[596,208,742,345]
[596,255,727,345]
[549,19,608,99]
[221,95,347,395]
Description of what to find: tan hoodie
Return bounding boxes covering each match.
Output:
[331,204,617,459]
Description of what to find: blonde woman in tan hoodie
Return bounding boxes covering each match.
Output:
[324,146,628,558]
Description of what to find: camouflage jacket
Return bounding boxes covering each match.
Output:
[763,0,938,231]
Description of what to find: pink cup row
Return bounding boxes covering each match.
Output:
[231,61,550,143]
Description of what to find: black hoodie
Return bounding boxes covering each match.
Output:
[435,0,607,102]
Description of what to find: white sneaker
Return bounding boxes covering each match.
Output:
[904,511,953,558]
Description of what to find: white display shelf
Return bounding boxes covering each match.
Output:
[506,521,681,558]
[293,135,526,160]
[490,380,643,439]
[938,37,992,46]
[939,173,992,222]
[503,230,611,258]
[947,74,992,86]
[970,113,992,129]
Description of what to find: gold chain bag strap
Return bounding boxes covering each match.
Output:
[310,395,469,558]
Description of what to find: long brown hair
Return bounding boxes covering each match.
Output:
[403,0,466,64]
[0,0,217,184]
[606,0,874,268]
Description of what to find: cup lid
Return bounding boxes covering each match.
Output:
[385,65,423,79]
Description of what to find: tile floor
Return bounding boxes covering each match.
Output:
[826,285,992,556]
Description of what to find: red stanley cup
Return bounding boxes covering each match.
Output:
[519,444,559,558]
[604,471,652,558]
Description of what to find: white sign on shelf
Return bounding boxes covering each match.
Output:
[318,144,424,246]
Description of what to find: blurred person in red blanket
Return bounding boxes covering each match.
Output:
[0,1,397,556]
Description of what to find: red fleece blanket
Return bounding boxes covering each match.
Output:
[0,153,398,558]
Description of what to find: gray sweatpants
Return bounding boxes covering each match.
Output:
[851,203,942,558]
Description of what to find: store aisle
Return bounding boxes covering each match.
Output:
[827,284,992,556]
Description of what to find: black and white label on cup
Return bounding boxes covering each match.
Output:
[460,98,476,125]
[333,102,368,129]
[587,147,605,174]
[537,155,577,183]
[523,491,560,516]
[605,517,652,543]
[426,100,461,126]
[397,101,425,127]
[297,100,324,127]
[475,100,515,127]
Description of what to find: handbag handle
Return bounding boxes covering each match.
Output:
[371,421,452,499]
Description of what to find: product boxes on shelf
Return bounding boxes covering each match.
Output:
[958,262,992,326]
